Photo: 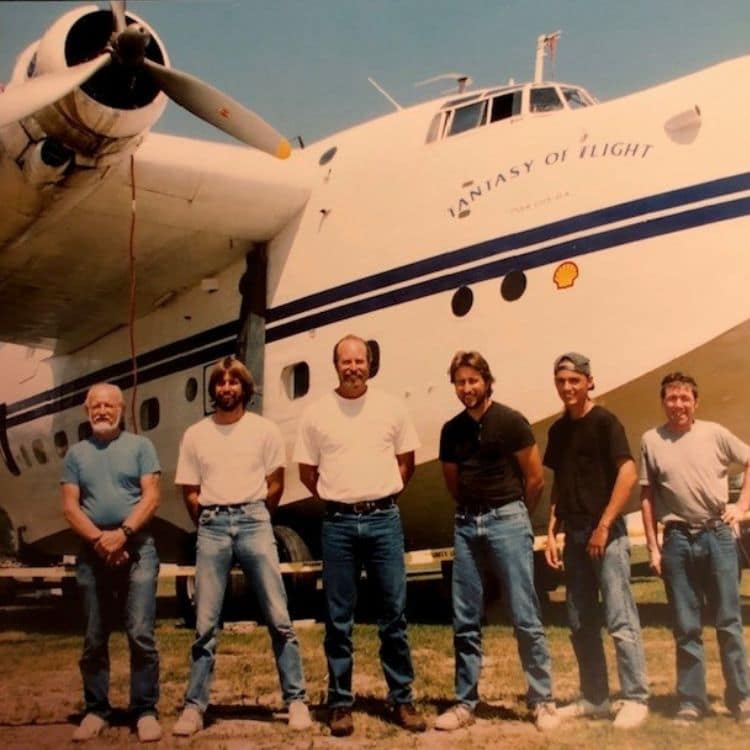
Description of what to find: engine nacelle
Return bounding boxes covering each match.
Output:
[9,4,169,161]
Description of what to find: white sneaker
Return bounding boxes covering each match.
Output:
[534,702,560,731]
[434,704,475,731]
[288,700,312,731]
[172,706,204,736]
[613,700,649,729]
[558,698,610,720]
[136,714,163,742]
[72,713,108,742]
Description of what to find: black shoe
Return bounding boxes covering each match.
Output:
[391,703,427,732]
[329,707,354,737]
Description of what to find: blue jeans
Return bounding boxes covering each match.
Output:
[321,504,415,707]
[76,533,160,719]
[452,500,553,709]
[563,517,648,705]
[184,502,306,711]
[661,521,750,713]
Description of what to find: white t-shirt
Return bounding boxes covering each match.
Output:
[293,386,420,503]
[175,412,286,506]
[639,419,749,523]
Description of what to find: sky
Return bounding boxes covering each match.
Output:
[2,0,750,146]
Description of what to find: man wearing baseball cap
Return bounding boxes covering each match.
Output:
[543,353,649,729]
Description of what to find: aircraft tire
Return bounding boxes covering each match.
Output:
[273,525,316,620]
[175,574,197,629]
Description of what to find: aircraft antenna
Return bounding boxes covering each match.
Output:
[415,73,474,95]
[367,77,402,111]
[534,30,561,82]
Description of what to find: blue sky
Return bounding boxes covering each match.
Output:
[2,0,750,145]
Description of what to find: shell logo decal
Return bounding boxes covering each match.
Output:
[553,261,579,289]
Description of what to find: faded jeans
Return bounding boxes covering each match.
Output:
[563,516,649,705]
[452,500,554,709]
[321,504,415,707]
[184,502,306,711]
[76,533,160,719]
[661,521,750,713]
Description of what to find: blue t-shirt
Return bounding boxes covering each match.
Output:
[61,431,161,527]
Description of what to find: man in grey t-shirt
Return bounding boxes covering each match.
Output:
[640,372,750,725]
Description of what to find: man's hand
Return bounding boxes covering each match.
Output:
[94,529,127,559]
[586,523,610,559]
[106,548,130,567]
[648,545,662,577]
[545,533,563,569]
[722,503,746,526]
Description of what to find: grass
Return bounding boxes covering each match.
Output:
[0,569,749,749]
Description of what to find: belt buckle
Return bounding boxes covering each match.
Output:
[352,500,370,514]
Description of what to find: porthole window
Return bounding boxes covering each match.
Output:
[19,445,32,468]
[451,286,474,317]
[31,439,48,465]
[54,430,69,458]
[78,422,93,441]
[501,271,527,301]
[140,398,160,431]
[367,339,381,378]
[185,377,198,402]
[282,362,310,400]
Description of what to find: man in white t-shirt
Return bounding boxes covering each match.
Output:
[172,357,310,736]
[640,371,750,725]
[294,334,426,737]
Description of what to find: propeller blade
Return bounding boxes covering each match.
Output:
[143,59,291,158]
[0,53,111,128]
[111,0,128,35]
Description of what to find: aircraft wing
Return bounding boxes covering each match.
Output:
[0,132,312,353]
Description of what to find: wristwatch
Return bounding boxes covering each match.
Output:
[121,524,135,538]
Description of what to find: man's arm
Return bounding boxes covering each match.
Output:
[61,482,103,546]
[640,484,662,576]
[181,484,202,526]
[545,483,563,569]
[441,462,459,501]
[298,463,319,498]
[586,456,637,559]
[265,467,284,515]
[723,456,750,524]
[515,444,544,514]
[95,472,161,558]
[396,451,415,489]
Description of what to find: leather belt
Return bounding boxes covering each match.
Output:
[664,518,724,534]
[326,496,397,515]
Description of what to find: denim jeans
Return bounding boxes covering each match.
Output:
[321,504,415,707]
[661,521,750,713]
[563,517,648,705]
[184,502,306,711]
[76,533,160,719]
[452,500,553,709]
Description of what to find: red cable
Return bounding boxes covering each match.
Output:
[128,155,139,434]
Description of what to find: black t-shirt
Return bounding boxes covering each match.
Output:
[439,401,535,506]
[543,405,632,520]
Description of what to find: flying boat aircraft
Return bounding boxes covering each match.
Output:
[2,3,750,610]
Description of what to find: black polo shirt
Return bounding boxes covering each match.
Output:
[439,401,535,506]
[543,405,632,520]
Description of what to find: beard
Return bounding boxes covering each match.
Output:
[90,411,121,439]
[215,392,243,412]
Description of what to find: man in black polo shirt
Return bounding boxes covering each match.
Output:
[544,352,649,730]
[435,350,559,732]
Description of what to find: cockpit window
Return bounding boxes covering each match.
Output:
[562,87,589,109]
[448,100,487,136]
[490,91,522,123]
[426,112,447,144]
[530,87,563,113]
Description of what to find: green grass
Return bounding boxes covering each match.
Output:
[0,571,749,749]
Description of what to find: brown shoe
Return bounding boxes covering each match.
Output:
[392,703,427,732]
[329,707,354,737]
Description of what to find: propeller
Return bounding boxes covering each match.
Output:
[0,1,291,158]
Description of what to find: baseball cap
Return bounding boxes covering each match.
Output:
[553,352,591,377]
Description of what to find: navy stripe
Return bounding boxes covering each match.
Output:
[6,175,750,425]
[266,172,750,323]
[265,196,750,342]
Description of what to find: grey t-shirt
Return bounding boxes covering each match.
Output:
[639,419,749,523]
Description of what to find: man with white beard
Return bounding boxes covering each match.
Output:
[61,383,162,743]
